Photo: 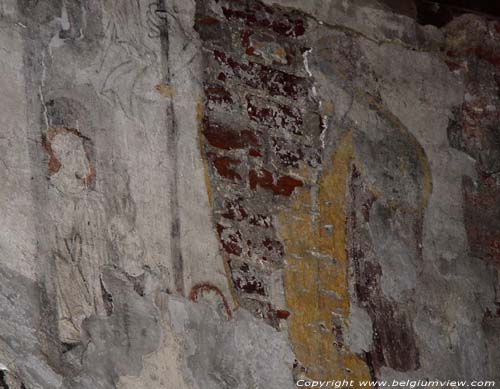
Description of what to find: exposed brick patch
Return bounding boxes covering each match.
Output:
[196,0,319,329]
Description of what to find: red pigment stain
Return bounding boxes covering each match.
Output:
[189,282,233,319]
[249,169,303,196]
[276,309,290,319]
[202,119,258,150]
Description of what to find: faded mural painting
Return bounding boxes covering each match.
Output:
[195,0,500,385]
[0,0,499,388]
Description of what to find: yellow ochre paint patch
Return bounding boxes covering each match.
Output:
[279,131,371,384]
[273,46,287,59]
[155,82,176,98]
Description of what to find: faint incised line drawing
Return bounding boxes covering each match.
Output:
[107,162,146,277]
[97,0,161,123]
[44,127,108,345]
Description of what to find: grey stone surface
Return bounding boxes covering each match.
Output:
[0,0,499,387]
[168,296,294,389]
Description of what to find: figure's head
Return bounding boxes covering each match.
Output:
[51,131,89,178]
[44,128,95,194]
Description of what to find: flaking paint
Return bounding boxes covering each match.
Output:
[279,131,371,383]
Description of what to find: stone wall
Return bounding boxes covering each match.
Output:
[0,0,499,388]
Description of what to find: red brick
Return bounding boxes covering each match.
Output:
[213,156,242,181]
[249,169,303,196]
[203,119,258,150]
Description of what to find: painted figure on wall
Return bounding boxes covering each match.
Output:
[107,162,146,277]
[44,127,108,344]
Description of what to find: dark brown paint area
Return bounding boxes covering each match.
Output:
[349,166,421,374]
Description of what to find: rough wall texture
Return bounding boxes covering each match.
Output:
[0,0,499,388]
